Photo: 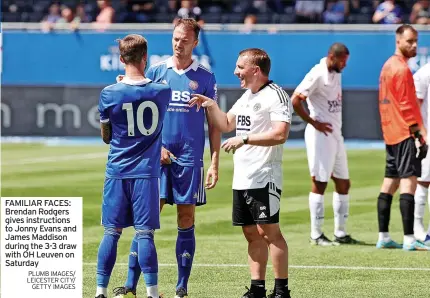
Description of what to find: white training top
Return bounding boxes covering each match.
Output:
[294,57,343,139]
[228,81,292,190]
[413,62,430,134]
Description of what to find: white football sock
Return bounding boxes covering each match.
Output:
[147,285,159,298]
[378,232,391,242]
[414,184,428,236]
[333,192,349,238]
[309,192,324,239]
[96,287,107,297]
[403,234,415,245]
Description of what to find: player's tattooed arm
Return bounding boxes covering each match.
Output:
[100,122,112,144]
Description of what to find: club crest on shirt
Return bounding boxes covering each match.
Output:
[253,103,261,112]
[189,80,199,90]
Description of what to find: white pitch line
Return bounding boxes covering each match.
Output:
[2,152,107,165]
[3,151,304,166]
[82,263,430,271]
[289,265,430,271]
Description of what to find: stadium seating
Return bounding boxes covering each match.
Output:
[0,0,416,24]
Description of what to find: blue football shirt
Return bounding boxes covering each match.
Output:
[98,77,171,178]
[146,57,217,167]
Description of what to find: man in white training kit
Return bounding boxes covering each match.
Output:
[291,43,360,246]
[190,48,292,298]
[413,62,430,245]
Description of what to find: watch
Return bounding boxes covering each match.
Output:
[242,134,249,144]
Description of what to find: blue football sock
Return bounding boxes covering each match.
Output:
[96,228,122,288]
[136,230,158,287]
[176,225,195,291]
[124,236,141,291]
[143,272,159,298]
[143,272,158,287]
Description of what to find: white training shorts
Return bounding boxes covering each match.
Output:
[304,124,349,182]
[418,153,430,182]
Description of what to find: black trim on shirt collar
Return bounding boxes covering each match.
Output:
[258,80,273,92]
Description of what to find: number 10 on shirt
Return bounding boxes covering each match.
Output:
[122,102,159,137]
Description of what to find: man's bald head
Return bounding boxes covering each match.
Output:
[327,43,349,73]
[328,43,350,57]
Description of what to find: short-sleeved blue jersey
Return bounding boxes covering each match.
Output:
[146,57,217,167]
[98,77,171,178]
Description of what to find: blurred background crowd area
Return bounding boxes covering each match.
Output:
[3,0,430,28]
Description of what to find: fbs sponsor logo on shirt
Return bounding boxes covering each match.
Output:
[237,115,251,127]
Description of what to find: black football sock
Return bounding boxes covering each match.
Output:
[377,193,393,232]
[400,193,415,235]
[274,278,289,295]
[250,279,266,297]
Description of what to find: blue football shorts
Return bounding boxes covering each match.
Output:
[160,161,206,206]
[101,177,160,230]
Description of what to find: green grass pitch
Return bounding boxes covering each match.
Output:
[2,143,430,297]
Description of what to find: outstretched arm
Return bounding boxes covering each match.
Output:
[190,94,236,133]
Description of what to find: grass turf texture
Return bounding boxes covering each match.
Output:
[2,144,430,298]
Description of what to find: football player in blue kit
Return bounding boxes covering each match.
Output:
[95,34,171,298]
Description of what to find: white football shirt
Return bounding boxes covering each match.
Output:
[294,57,343,139]
[228,82,292,190]
[413,62,430,134]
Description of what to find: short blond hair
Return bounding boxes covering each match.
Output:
[116,34,148,65]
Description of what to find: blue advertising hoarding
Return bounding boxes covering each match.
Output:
[3,29,430,88]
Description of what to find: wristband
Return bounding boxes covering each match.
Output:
[242,134,249,145]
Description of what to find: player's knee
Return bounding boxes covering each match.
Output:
[135,229,155,240]
[267,232,286,245]
[311,178,327,194]
[259,226,283,244]
[177,213,195,229]
[242,226,261,243]
[381,178,400,195]
[337,180,351,194]
[400,176,418,195]
[104,227,122,239]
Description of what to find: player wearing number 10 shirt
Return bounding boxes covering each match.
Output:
[95,34,171,298]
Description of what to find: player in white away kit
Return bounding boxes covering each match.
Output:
[413,63,430,245]
[291,43,360,246]
[190,48,292,298]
